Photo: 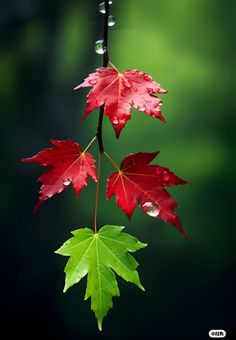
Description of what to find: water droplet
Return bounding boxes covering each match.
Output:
[98,1,113,13]
[98,2,106,13]
[89,78,97,85]
[63,178,71,186]
[141,202,160,217]
[95,40,105,54]
[123,78,132,88]
[143,73,152,81]
[162,173,170,182]
[112,117,119,125]
[108,15,116,26]
[156,168,161,175]
[138,104,145,111]
[47,193,53,198]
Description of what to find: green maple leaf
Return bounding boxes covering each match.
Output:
[55,225,147,330]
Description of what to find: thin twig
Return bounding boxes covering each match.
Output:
[94,0,111,231]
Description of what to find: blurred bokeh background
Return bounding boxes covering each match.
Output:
[1,0,235,339]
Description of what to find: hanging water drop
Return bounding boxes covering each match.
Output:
[140,202,160,217]
[98,2,105,13]
[108,15,116,26]
[123,78,132,88]
[63,178,71,186]
[95,40,105,54]
[98,1,113,14]
[112,117,119,125]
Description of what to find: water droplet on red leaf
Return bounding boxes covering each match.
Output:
[63,178,72,186]
[141,202,160,217]
[162,173,170,182]
[112,117,119,125]
[123,78,132,88]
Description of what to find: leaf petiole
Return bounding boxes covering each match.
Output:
[104,151,120,171]
[108,61,119,72]
[83,135,97,153]
[93,151,101,233]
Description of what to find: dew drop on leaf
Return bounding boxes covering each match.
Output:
[138,104,145,111]
[123,78,132,88]
[63,178,72,186]
[108,15,116,26]
[162,173,170,182]
[140,202,160,217]
[95,40,105,54]
[89,78,97,85]
[112,117,119,125]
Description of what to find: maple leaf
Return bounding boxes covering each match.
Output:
[55,225,147,330]
[74,65,167,138]
[106,152,187,237]
[22,139,96,210]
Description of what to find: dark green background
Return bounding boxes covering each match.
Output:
[1,0,235,339]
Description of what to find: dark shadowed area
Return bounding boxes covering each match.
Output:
[1,0,235,339]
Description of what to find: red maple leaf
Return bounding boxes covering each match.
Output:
[106,152,187,237]
[22,139,96,210]
[75,65,167,138]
